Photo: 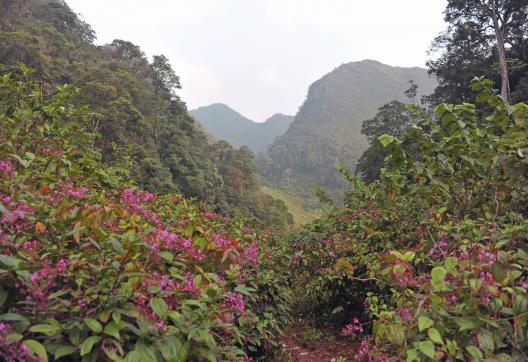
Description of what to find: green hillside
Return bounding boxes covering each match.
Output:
[261,186,319,226]
[258,60,437,199]
[0,0,292,227]
[190,103,293,152]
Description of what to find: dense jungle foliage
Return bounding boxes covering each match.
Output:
[0,0,293,228]
[2,0,528,361]
[0,70,291,361]
[284,79,528,360]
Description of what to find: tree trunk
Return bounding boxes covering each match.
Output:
[490,8,511,100]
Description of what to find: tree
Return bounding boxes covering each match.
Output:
[429,0,528,103]
[356,81,421,183]
[361,101,414,142]
[150,55,181,99]
[356,101,415,183]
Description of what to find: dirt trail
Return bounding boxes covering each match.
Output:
[276,323,358,362]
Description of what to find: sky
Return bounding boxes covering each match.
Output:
[66,0,447,122]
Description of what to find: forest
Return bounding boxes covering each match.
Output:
[0,0,528,361]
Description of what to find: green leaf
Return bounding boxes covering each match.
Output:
[159,335,182,360]
[80,336,101,356]
[0,254,23,269]
[54,345,77,359]
[466,346,483,361]
[379,134,396,147]
[109,237,126,254]
[456,317,477,332]
[444,257,457,272]
[431,267,447,282]
[150,297,168,320]
[135,343,158,362]
[24,339,48,362]
[418,316,433,332]
[477,332,494,352]
[0,313,30,332]
[418,340,435,359]
[158,252,173,263]
[104,321,121,340]
[178,341,190,362]
[431,266,448,291]
[29,324,60,336]
[84,318,103,333]
[125,351,142,362]
[428,328,443,345]
[387,324,405,346]
[406,349,419,362]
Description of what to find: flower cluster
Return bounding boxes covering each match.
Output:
[341,317,363,337]
[0,160,15,178]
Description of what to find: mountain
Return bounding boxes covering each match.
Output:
[0,0,293,227]
[258,59,437,199]
[190,104,294,152]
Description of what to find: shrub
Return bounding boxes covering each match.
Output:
[0,69,290,361]
[286,78,528,361]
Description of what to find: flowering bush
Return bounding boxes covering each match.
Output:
[285,78,528,360]
[0,70,290,361]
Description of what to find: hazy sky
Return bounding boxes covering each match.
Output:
[66,0,447,122]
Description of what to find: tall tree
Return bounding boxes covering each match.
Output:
[430,0,528,102]
[150,55,181,99]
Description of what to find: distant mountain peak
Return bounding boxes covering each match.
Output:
[190,104,293,152]
[260,59,437,194]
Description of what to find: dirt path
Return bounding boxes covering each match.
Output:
[275,322,358,362]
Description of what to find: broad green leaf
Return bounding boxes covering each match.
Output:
[125,351,142,362]
[456,317,477,332]
[406,349,419,362]
[387,324,405,346]
[0,254,23,269]
[418,340,435,359]
[54,345,77,359]
[444,257,457,272]
[178,341,191,362]
[477,332,494,352]
[466,346,483,361]
[159,335,182,360]
[24,339,48,362]
[431,267,447,282]
[80,336,101,356]
[428,328,443,345]
[135,343,157,362]
[150,297,168,320]
[158,252,173,263]
[104,321,121,340]
[84,318,103,333]
[418,316,433,332]
[109,237,126,254]
[379,134,396,147]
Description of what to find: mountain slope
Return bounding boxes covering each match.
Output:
[190,104,293,152]
[259,59,436,198]
[0,0,293,227]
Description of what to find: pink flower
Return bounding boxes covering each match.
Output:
[328,251,336,258]
[341,317,363,336]
[243,241,259,265]
[0,161,15,178]
[354,337,372,360]
[226,292,245,313]
[213,235,230,249]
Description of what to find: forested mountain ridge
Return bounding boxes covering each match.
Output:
[258,59,436,199]
[190,103,293,152]
[0,0,292,227]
